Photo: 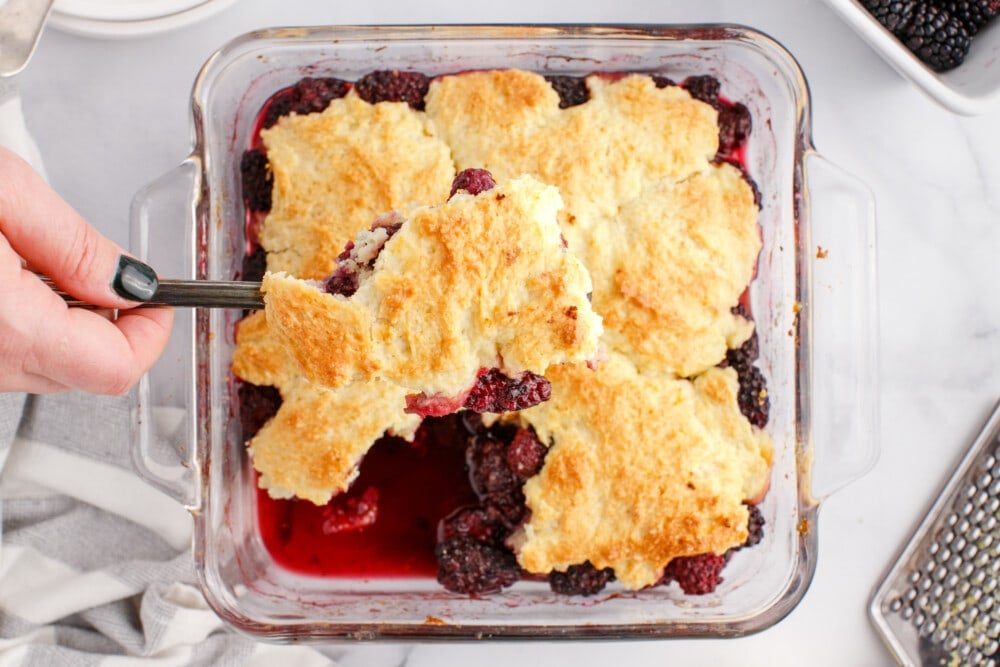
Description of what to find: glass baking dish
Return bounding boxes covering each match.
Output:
[128,24,879,640]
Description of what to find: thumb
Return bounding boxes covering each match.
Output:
[0,146,157,307]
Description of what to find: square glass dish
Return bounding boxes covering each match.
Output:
[129,24,879,640]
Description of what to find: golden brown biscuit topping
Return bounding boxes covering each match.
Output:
[510,353,773,590]
[261,174,602,399]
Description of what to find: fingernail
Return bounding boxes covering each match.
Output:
[112,255,159,302]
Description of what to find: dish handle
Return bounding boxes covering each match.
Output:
[128,157,201,510]
[803,152,880,500]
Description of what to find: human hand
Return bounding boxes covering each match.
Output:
[0,147,173,394]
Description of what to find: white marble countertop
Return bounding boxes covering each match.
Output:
[15,0,1000,664]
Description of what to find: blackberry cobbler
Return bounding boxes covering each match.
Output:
[260,170,601,417]
[235,69,773,596]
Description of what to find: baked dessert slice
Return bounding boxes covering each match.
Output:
[424,70,761,377]
[261,172,603,417]
[507,352,772,591]
[232,310,420,505]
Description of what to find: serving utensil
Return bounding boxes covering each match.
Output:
[41,275,265,309]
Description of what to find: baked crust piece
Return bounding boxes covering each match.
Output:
[232,311,420,505]
[509,352,773,590]
[425,70,759,377]
[259,90,455,280]
[591,164,759,377]
[261,174,603,399]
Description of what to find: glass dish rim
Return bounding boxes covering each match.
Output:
[173,22,834,641]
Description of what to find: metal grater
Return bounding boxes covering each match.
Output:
[871,400,1000,667]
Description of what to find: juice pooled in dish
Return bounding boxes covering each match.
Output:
[234,68,773,597]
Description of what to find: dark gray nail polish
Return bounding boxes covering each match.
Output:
[112,255,159,302]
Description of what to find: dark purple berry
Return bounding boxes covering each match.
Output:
[743,504,766,549]
[898,3,972,70]
[438,506,508,545]
[505,427,547,479]
[652,75,676,88]
[324,265,360,297]
[355,70,431,110]
[724,323,760,370]
[321,486,379,534]
[716,101,752,157]
[240,149,272,213]
[719,310,769,428]
[682,75,721,105]
[435,536,521,594]
[462,369,552,413]
[449,168,497,199]
[237,382,282,439]
[935,0,1000,34]
[545,75,590,108]
[736,363,770,429]
[262,77,350,129]
[549,561,616,596]
[862,0,919,31]
[241,245,267,283]
[662,553,727,595]
[467,434,522,502]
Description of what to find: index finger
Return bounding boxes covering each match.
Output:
[0,146,156,308]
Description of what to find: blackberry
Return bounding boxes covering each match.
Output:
[354,71,431,110]
[680,75,753,161]
[261,77,350,129]
[545,75,590,108]
[724,329,760,370]
[934,0,1000,34]
[899,3,972,70]
[743,503,766,549]
[438,506,509,545]
[321,486,379,534]
[682,75,721,105]
[240,149,272,213]
[716,101,752,157]
[549,561,616,596]
[240,245,267,283]
[324,264,360,297]
[466,434,523,505]
[662,553,727,595]
[237,382,281,439]
[736,362,770,429]
[505,427,547,480]
[462,369,553,414]
[449,168,497,199]
[435,536,521,594]
[862,0,919,31]
[652,75,676,89]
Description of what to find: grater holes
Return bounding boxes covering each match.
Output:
[875,434,1000,665]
